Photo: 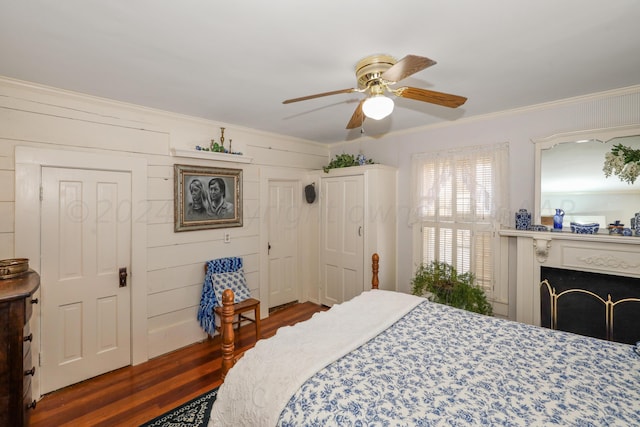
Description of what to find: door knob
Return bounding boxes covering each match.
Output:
[119,267,128,287]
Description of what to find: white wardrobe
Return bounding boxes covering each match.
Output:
[318,164,397,306]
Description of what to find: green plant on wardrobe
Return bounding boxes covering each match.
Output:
[322,153,374,173]
[411,261,493,316]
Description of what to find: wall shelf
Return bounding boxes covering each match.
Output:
[171,148,253,164]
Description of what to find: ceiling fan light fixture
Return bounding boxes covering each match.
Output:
[362,95,394,120]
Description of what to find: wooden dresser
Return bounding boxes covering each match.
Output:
[0,270,40,426]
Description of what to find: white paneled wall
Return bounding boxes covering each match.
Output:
[0,77,328,365]
[143,154,264,357]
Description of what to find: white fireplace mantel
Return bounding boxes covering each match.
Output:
[500,228,640,326]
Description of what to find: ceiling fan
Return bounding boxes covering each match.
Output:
[283,54,467,129]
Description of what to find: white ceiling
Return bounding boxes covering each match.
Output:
[1,1,639,144]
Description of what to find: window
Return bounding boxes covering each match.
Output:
[411,143,509,300]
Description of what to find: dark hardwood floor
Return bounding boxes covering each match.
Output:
[30,301,327,427]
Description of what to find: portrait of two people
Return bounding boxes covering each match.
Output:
[186,176,235,221]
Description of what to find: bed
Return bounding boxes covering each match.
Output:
[209,254,640,426]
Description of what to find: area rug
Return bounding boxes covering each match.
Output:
[140,387,218,427]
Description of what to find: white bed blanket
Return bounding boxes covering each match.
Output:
[209,289,422,426]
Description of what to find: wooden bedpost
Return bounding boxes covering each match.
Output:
[220,289,235,380]
[372,253,379,289]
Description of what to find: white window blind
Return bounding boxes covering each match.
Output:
[411,143,509,296]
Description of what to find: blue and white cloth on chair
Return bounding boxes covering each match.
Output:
[197,257,252,335]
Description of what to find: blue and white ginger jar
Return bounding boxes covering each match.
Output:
[515,209,531,230]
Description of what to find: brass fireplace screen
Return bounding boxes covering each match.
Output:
[540,267,640,345]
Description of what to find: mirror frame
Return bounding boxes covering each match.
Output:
[533,124,640,226]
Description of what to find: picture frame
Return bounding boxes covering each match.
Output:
[174,164,243,232]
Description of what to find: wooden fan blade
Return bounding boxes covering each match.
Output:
[346,100,365,129]
[381,55,436,83]
[395,87,467,108]
[283,88,356,104]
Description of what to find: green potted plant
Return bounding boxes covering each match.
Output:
[411,261,493,315]
[322,153,374,173]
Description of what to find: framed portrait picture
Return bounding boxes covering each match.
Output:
[174,164,243,232]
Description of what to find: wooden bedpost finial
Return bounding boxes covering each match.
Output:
[221,289,235,380]
[372,253,379,289]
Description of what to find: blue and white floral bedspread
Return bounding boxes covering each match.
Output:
[279,301,640,426]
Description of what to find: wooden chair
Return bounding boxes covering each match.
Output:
[214,296,261,341]
[204,263,261,343]
[219,253,382,380]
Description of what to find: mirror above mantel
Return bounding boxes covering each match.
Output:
[533,125,640,231]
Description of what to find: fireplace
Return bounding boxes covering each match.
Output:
[539,266,640,344]
[501,229,640,337]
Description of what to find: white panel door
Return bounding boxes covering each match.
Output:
[40,167,132,394]
[320,175,364,306]
[268,180,299,308]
